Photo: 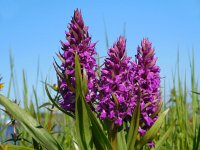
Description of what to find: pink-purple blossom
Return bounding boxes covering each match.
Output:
[131,38,161,136]
[97,36,135,126]
[54,10,161,144]
[55,9,97,113]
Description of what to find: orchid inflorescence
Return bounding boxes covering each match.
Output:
[54,9,161,146]
[54,9,98,113]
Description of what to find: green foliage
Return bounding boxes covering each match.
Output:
[74,53,112,150]
[152,124,174,150]
[0,95,62,150]
[0,144,33,150]
[0,50,199,150]
[137,109,169,149]
[158,51,200,150]
[75,53,93,149]
[127,87,141,150]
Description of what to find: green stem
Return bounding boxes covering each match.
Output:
[108,122,118,150]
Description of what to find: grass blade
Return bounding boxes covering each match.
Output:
[0,94,63,150]
[138,108,169,148]
[117,127,127,150]
[152,124,174,150]
[0,144,34,150]
[127,86,141,150]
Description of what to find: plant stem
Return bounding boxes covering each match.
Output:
[108,122,118,150]
[47,104,54,132]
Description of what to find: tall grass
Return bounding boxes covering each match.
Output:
[159,51,200,150]
[0,53,75,149]
[0,50,199,150]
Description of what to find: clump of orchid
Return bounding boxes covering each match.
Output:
[0,9,170,150]
[54,9,98,115]
[97,36,134,126]
[52,9,168,150]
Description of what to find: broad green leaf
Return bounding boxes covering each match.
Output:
[75,53,83,96]
[75,53,112,150]
[81,55,112,150]
[0,94,63,150]
[0,144,33,150]
[117,127,127,150]
[127,87,141,150]
[75,53,92,150]
[138,108,169,148]
[86,100,112,150]
[152,124,174,150]
[75,95,92,150]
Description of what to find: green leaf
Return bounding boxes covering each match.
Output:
[152,124,174,150]
[74,53,112,150]
[82,67,88,95]
[193,124,200,150]
[75,53,92,150]
[127,86,141,150]
[32,138,43,150]
[39,102,52,109]
[0,144,34,150]
[29,100,37,119]
[75,53,83,95]
[117,127,127,150]
[87,103,112,150]
[75,95,92,150]
[0,94,63,150]
[23,70,29,111]
[32,86,41,123]
[138,108,169,148]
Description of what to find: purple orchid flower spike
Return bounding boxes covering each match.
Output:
[55,9,98,113]
[97,36,135,126]
[131,38,161,139]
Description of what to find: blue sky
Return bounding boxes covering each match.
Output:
[0,0,200,101]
